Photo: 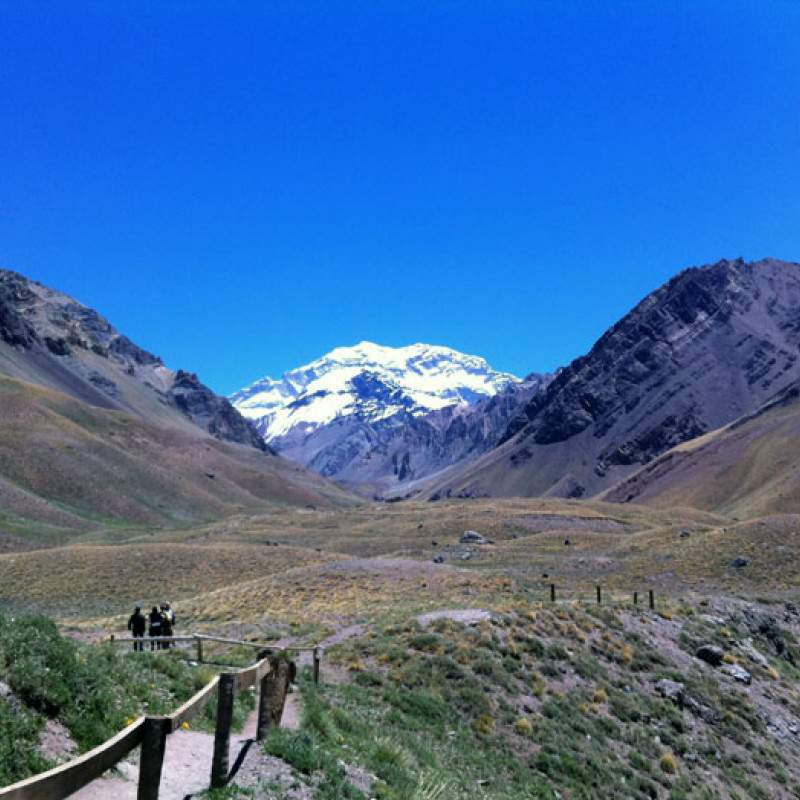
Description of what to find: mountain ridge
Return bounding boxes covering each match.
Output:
[230,341,545,494]
[0,269,267,451]
[0,269,361,537]
[410,257,800,501]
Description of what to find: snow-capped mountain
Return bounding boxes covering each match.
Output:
[230,341,520,441]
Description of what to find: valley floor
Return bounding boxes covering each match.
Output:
[3,498,800,798]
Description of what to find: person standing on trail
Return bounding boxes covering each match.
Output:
[127,606,146,651]
[160,603,174,648]
[148,606,162,650]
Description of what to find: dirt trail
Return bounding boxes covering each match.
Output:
[69,624,367,799]
[71,694,301,800]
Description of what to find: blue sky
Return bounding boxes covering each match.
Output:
[2,1,800,394]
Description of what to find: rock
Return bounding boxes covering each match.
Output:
[738,638,769,667]
[680,530,691,538]
[460,530,493,545]
[564,538,571,546]
[734,607,794,662]
[683,696,720,725]
[169,370,269,452]
[730,556,749,568]
[460,552,472,561]
[433,555,444,564]
[721,664,752,685]
[655,679,685,703]
[696,645,725,666]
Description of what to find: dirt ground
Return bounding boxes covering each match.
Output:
[70,691,303,800]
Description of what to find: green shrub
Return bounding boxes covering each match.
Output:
[264,728,321,774]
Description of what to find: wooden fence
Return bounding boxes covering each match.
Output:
[0,650,296,800]
[109,633,323,682]
[545,584,658,608]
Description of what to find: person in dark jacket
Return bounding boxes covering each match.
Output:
[148,606,162,650]
[127,606,146,651]
[160,603,173,648]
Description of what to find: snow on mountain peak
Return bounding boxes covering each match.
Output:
[230,342,519,441]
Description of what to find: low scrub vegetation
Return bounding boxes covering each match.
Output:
[252,601,800,799]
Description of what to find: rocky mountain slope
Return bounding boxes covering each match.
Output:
[412,258,800,501]
[0,270,265,449]
[232,342,547,494]
[602,377,800,518]
[0,270,360,538]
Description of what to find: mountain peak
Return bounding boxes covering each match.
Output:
[231,342,519,441]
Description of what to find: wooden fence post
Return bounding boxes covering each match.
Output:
[596,585,602,604]
[137,717,170,800]
[633,591,638,605]
[649,589,655,610]
[196,636,204,663]
[313,647,321,685]
[256,669,272,741]
[550,584,556,602]
[210,673,235,788]
[257,657,296,741]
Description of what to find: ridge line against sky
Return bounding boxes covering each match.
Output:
[2,1,799,395]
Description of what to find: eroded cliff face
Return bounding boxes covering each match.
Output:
[421,258,800,500]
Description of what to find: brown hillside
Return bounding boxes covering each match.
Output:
[602,380,800,518]
[0,375,360,542]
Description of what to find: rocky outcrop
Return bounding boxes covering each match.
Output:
[169,371,270,452]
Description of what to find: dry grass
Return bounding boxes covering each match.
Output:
[2,495,796,636]
[0,543,341,618]
[158,557,518,629]
[604,391,800,519]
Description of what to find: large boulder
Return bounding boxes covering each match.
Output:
[696,645,725,666]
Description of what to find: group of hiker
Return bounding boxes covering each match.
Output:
[126,603,177,651]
